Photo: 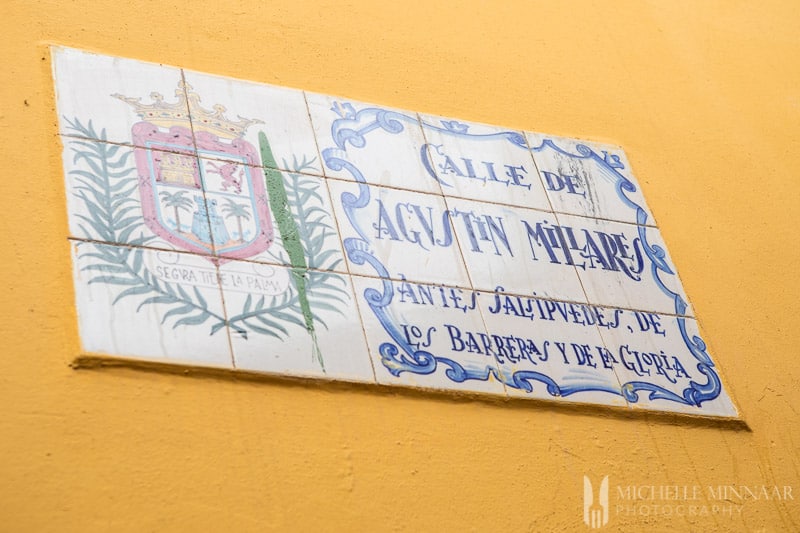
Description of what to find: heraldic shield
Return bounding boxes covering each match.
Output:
[114,82,273,262]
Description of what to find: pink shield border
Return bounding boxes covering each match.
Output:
[131,122,274,263]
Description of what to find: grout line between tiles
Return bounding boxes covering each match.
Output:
[581,310,631,409]
[421,128,517,397]
[67,236,349,282]
[292,122,355,278]
[348,271,507,396]
[70,239,232,366]
[528,128,633,406]
[60,133,199,157]
[523,130,559,219]
[553,207,693,318]
[57,47,728,414]
[549,192,645,404]
[56,52,658,227]
[414,119,638,403]
[66,236,697,321]
[414,113,496,395]
[302,90,334,181]
[182,68,227,267]
[195,146,327,179]
[311,164,659,229]
[342,272,380,385]
[526,132,658,227]
[120,124,664,232]
[467,276,524,399]
[62,130,658,231]
[413,112,448,198]
[440,194,509,397]
[214,261,237,369]
[180,86,238,376]
[306,102,508,390]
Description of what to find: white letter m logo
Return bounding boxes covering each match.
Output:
[583,475,609,529]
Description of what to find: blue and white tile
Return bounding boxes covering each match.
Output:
[222,260,374,382]
[182,70,321,174]
[71,241,233,367]
[527,133,655,226]
[476,290,626,406]
[556,213,693,316]
[596,313,737,417]
[353,275,506,395]
[53,46,192,152]
[420,114,551,211]
[307,92,441,194]
[445,197,587,303]
[328,180,471,287]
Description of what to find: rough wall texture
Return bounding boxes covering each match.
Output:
[2,1,799,531]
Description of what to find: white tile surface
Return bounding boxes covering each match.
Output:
[182,70,321,174]
[327,180,471,287]
[57,47,736,417]
[420,114,551,211]
[54,47,192,151]
[446,197,587,303]
[527,133,655,226]
[307,92,441,194]
[477,290,627,406]
[556,213,693,316]
[222,260,374,382]
[71,241,233,367]
[596,313,737,417]
[353,275,506,394]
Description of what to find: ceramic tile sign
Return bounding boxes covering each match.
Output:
[54,46,737,417]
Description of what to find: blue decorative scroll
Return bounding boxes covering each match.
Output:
[322,103,723,409]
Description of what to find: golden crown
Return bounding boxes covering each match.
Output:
[113,81,262,139]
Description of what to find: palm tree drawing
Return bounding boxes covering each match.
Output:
[221,198,251,243]
[159,190,194,233]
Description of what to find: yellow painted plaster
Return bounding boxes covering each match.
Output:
[2,1,799,530]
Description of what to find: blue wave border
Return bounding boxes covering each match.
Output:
[321,103,723,409]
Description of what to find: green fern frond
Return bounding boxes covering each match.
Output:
[65,119,145,244]
[76,242,226,333]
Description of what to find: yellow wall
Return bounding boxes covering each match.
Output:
[3,1,799,530]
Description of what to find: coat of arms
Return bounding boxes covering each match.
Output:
[113,82,272,262]
[65,79,349,372]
